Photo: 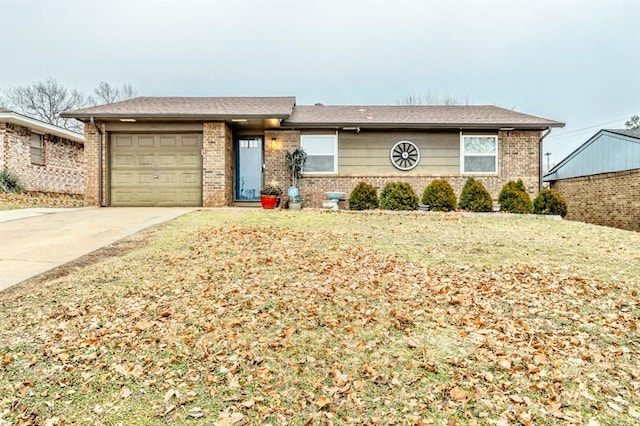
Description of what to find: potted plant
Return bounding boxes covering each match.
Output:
[285,147,307,208]
[260,184,282,209]
[288,195,304,211]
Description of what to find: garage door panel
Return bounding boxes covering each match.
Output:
[113,154,134,166]
[181,136,199,147]
[138,155,154,166]
[137,173,155,184]
[110,133,202,207]
[160,136,178,147]
[181,153,200,166]
[138,136,155,147]
[112,172,134,185]
[181,171,201,184]
[158,154,178,166]
[114,136,133,148]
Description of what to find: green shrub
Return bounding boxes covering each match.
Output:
[348,181,379,210]
[0,168,24,193]
[421,179,456,212]
[458,177,493,212]
[533,188,568,217]
[379,182,418,211]
[498,179,532,214]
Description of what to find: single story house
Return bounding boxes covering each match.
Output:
[0,109,85,194]
[544,128,640,232]
[61,97,563,208]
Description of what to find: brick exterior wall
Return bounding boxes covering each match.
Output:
[264,130,300,188]
[0,122,84,194]
[82,123,104,206]
[78,123,541,209]
[550,169,640,232]
[267,129,542,208]
[203,122,233,207]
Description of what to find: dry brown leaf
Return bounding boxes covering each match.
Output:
[316,395,333,408]
[449,386,468,401]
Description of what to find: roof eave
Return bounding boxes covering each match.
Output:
[0,112,85,143]
[281,121,564,130]
[61,112,292,122]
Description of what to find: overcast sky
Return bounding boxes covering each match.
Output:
[1,0,638,165]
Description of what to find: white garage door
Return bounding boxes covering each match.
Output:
[110,134,202,207]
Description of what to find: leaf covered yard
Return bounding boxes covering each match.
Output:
[1,211,639,425]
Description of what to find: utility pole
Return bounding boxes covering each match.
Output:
[545,152,551,171]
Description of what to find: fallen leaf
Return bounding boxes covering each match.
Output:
[607,401,624,413]
[450,386,468,401]
[120,387,131,399]
[188,407,205,418]
[316,395,332,408]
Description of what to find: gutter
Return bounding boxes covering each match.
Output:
[90,117,106,207]
[538,127,552,192]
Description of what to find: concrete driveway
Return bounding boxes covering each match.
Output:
[0,207,196,292]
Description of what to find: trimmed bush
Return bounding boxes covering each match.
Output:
[0,168,24,193]
[498,179,532,214]
[421,179,456,212]
[379,182,418,211]
[459,177,493,212]
[533,188,568,218]
[348,181,379,210]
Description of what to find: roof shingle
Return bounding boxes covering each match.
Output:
[62,96,296,119]
[284,105,563,128]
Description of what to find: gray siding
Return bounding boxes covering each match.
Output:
[337,130,460,175]
[547,131,640,180]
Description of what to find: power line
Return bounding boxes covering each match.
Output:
[546,117,628,140]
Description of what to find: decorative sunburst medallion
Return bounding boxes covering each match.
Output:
[390,140,420,171]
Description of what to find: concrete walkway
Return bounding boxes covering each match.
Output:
[0,207,196,292]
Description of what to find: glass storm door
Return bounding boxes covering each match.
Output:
[235,137,263,201]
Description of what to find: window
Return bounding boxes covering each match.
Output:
[300,134,337,174]
[461,135,497,174]
[31,133,44,164]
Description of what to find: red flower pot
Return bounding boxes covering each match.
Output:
[260,195,278,209]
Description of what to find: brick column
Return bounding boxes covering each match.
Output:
[83,123,100,206]
[498,130,541,196]
[203,122,233,207]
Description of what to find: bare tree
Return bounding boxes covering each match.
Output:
[1,78,89,132]
[1,78,138,132]
[93,81,138,105]
[396,90,471,105]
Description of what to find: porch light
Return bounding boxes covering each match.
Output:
[267,137,283,151]
[119,118,136,122]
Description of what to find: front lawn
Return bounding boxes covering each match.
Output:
[1,211,638,425]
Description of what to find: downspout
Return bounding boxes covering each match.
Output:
[538,127,552,193]
[90,117,105,207]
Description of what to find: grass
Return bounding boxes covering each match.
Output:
[1,210,639,425]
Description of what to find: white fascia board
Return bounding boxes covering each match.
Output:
[0,112,84,144]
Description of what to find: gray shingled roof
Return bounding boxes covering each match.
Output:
[284,105,564,128]
[605,128,640,139]
[62,96,297,120]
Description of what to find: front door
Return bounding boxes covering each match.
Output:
[235,137,263,201]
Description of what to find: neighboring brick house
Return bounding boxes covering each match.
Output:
[0,109,85,194]
[61,97,563,208]
[544,129,640,232]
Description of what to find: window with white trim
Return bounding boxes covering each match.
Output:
[300,134,337,174]
[31,133,44,164]
[461,135,497,174]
